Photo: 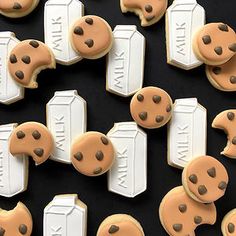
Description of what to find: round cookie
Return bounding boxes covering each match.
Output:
[0,0,39,18]
[193,23,236,65]
[159,186,217,236]
[9,122,54,165]
[182,155,228,203]
[0,202,33,236]
[130,86,173,129]
[212,109,236,158]
[97,214,144,236]
[222,209,236,236]
[71,15,113,59]
[71,132,115,176]
[206,54,236,91]
[8,39,56,89]
[120,0,167,27]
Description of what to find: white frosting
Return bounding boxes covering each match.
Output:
[46,90,87,164]
[107,122,147,198]
[0,32,24,104]
[44,0,84,65]
[166,0,205,70]
[0,123,28,197]
[106,25,145,97]
[168,98,207,169]
[44,195,87,236]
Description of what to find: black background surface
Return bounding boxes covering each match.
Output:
[0,0,235,235]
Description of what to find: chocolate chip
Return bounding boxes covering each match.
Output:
[145,4,153,13]
[139,112,147,120]
[74,26,84,35]
[214,46,223,55]
[207,167,216,178]
[16,131,25,139]
[96,151,104,161]
[29,40,39,48]
[137,94,144,102]
[228,223,235,233]
[146,15,155,21]
[101,136,109,145]
[173,224,182,232]
[156,115,164,123]
[33,148,44,157]
[166,105,172,112]
[178,204,187,213]
[189,174,198,184]
[0,227,5,236]
[15,70,24,80]
[19,224,27,234]
[153,95,161,103]
[21,56,31,64]
[227,112,235,121]
[229,43,236,52]
[108,225,119,234]
[218,181,227,190]
[32,130,41,140]
[232,137,236,145]
[10,54,17,63]
[13,2,22,9]
[85,39,94,48]
[93,167,102,175]
[218,24,229,32]
[85,18,93,25]
[230,76,236,84]
[194,216,202,224]
[198,185,207,195]
[74,152,83,161]
[202,35,211,44]
[212,67,221,75]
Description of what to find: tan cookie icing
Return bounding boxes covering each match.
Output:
[130,86,173,129]
[8,40,56,89]
[9,122,54,165]
[0,202,32,236]
[206,54,236,91]
[71,15,113,59]
[193,23,236,65]
[222,209,236,236]
[212,110,236,158]
[159,186,217,236]
[120,0,167,27]
[71,132,115,176]
[182,155,228,203]
[97,214,144,236]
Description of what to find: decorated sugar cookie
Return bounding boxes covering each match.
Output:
[222,209,236,236]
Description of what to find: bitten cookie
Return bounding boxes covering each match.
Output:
[71,15,113,59]
[130,86,173,129]
[182,155,228,203]
[120,0,167,27]
[71,132,115,176]
[159,186,217,236]
[8,40,56,89]
[212,110,236,158]
[0,202,33,236]
[97,214,144,236]
[9,122,54,165]
[222,209,236,236]
[206,54,236,91]
[193,23,236,65]
[0,0,39,18]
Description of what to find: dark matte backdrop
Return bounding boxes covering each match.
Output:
[0,0,235,235]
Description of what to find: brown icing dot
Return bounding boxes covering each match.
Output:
[153,95,161,103]
[230,76,236,84]
[137,94,144,102]
[232,137,236,145]
[16,131,25,139]
[173,224,182,232]
[166,104,172,112]
[156,115,164,123]
[85,18,93,25]
[194,216,202,224]
[218,181,227,190]
[145,4,153,13]
[207,167,216,178]
[10,54,17,63]
[198,185,207,195]
[101,136,109,145]
[15,70,24,80]
[227,112,235,121]
[178,204,187,213]
[74,26,84,35]
[139,112,147,120]
[21,55,31,64]
[218,24,229,32]
[33,148,44,157]
[0,227,5,236]
[214,47,223,55]
[212,67,221,75]
[19,224,27,234]
[13,2,22,9]
[229,43,236,52]
[85,39,94,48]
[108,225,120,234]
[202,35,211,44]
[189,174,198,184]
[95,151,104,161]
[74,152,83,161]
[228,223,235,233]
[32,130,41,140]
[145,15,155,21]
[93,167,102,175]
[29,40,39,48]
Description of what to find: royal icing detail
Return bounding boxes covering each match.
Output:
[106,25,145,97]
[166,0,205,70]
[44,0,84,65]
[44,195,87,236]
[0,32,24,105]
[168,98,207,169]
[0,123,28,197]
[107,122,147,198]
[47,90,87,164]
